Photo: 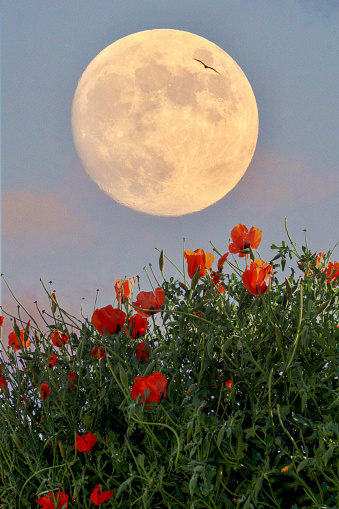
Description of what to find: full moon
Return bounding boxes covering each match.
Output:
[72,29,258,216]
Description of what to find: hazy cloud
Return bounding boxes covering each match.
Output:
[2,188,92,246]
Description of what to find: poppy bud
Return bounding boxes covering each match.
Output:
[159,250,164,274]
[58,440,67,461]
[149,478,155,489]
[119,365,129,389]
[190,265,201,290]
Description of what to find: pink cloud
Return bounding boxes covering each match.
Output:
[2,189,92,245]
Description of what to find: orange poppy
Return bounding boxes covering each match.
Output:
[90,485,114,505]
[40,382,51,401]
[228,224,262,257]
[217,252,229,271]
[127,314,148,338]
[132,288,166,318]
[131,372,167,409]
[91,305,126,336]
[184,249,214,278]
[8,329,31,351]
[326,261,339,284]
[135,341,151,364]
[242,259,273,295]
[75,430,97,453]
[36,491,69,508]
[91,345,105,359]
[51,330,68,348]
[115,277,136,302]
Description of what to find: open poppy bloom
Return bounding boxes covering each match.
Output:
[131,372,167,409]
[0,316,4,327]
[90,485,114,505]
[184,249,214,278]
[115,277,136,302]
[242,259,273,295]
[40,382,51,401]
[91,345,105,359]
[226,380,232,389]
[132,288,166,318]
[51,330,68,348]
[326,261,339,284]
[229,224,262,257]
[135,341,151,364]
[127,314,148,338]
[8,329,31,351]
[75,430,98,453]
[299,252,325,276]
[91,305,126,336]
[36,491,69,509]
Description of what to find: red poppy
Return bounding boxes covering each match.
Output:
[0,364,9,397]
[135,341,151,364]
[217,252,229,272]
[131,372,167,409]
[91,305,126,336]
[226,380,232,389]
[22,395,27,403]
[184,249,214,279]
[0,316,4,327]
[132,288,166,318]
[127,314,148,339]
[36,491,69,509]
[228,224,262,257]
[48,353,57,369]
[242,259,273,295]
[51,330,68,348]
[40,382,51,401]
[326,261,339,284]
[75,430,98,453]
[210,272,225,294]
[67,371,76,393]
[115,277,136,302]
[90,484,114,505]
[91,345,105,359]
[8,329,31,351]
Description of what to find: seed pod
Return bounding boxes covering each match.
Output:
[159,250,164,274]
[58,440,66,461]
[215,465,223,489]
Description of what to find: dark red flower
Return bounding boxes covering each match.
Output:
[40,382,51,401]
[131,372,167,409]
[135,341,151,364]
[22,395,27,403]
[51,330,68,348]
[184,249,214,278]
[115,277,136,302]
[132,288,166,318]
[91,345,105,359]
[48,353,57,369]
[67,371,76,393]
[0,316,4,327]
[127,314,148,339]
[36,491,69,508]
[91,305,126,336]
[90,484,114,505]
[226,380,232,389]
[242,259,273,295]
[75,430,98,453]
[0,364,9,398]
[229,224,262,257]
[8,329,31,351]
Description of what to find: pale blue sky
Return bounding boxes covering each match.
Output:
[2,1,339,339]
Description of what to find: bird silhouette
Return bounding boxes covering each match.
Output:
[193,58,220,74]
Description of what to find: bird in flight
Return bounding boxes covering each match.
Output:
[193,58,220,74]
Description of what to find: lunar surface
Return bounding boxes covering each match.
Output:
[72,29,258,216]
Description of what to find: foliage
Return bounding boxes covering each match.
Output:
[1,221,339,509]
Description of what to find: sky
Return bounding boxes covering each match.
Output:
[2,0,339,344]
